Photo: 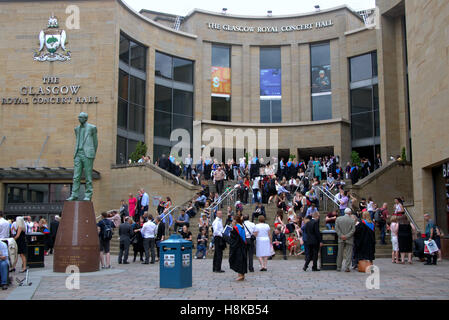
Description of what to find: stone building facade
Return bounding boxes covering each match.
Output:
[0,0,447,231]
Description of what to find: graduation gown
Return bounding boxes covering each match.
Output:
[229,225,248,274]
[354,221,376,261]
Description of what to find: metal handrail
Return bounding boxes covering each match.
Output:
[206,185,238,223]
[404,206,421,233]
[316,185,339,207]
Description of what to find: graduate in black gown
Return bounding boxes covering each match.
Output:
[354,211,376,263]
[229,214,248,281]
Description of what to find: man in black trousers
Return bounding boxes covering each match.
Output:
[212,210,225,273]
[303,211,323,271]
[118,216,133,264]
[242,214,256,272]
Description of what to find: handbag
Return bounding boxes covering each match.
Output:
[358,260,372,273]
[424,240,438,254]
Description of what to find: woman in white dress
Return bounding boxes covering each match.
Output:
[253,215,272,271]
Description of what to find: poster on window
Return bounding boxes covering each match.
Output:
[211,66,231,94]
[311,65,331,93]
[260,69,281,96]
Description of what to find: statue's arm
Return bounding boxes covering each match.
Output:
[93,126,98,153]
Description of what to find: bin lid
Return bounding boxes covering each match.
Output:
[26,232,44,236]
[321,230,337,234]
[160,234,192,246]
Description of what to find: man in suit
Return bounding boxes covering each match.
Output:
[335,208,356,272]
[155,216,165,262]
[272,226,287,260]
[303,211,322,271]
[251,202,266,222]
[67,112,98,201]
[118,217,133,264]
[48,215,60,254]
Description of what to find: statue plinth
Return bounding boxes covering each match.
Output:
[53,201,100,272]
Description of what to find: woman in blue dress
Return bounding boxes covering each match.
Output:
[313,158,322,181]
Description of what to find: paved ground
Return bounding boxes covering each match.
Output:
[2,255,449,300]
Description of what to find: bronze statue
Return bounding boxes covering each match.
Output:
[66,112,98,201]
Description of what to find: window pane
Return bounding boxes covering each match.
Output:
[117,98,128,129]
[174,57,193,84]
[173,114,193,137]
[373,84,379,110]
[260,47,281,69]
[351,112,373,140]
[374,109,380,137]
[116,135,127,164]
[118,69,128,100]
[49,184,71,203]
[372,52,378,77]
[154,85,172,113]
[351,87,373,114]
[119,35,129,64]
[173,89,193,116]
[130,42,146,71]
[212,45,230,68]
[260,100,271,123]
[129,103,145,134]
[312,94,332,121]
[260,68,281,96]
[155,51,172,79]
[28,184,49,203]
[127,139,139,160]
[211,96,231,121]
[350,53,373,82]
[271,100,282,123]
[129,76,145,106]
[311,43,331,93]
[154,110,172,139]
[7,184,27,203]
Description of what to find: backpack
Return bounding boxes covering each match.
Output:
[374,210,381,222]
[102,220,113,241]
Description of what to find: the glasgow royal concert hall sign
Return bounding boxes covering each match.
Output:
[206,19,334,33]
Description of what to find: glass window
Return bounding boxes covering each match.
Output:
[271,100,282,123]
[351,112,374,140]
[118,70,128,100]
[312,95,332,121]
[129,76,145,106]
[173,114,193,134]
[155,85,172,113]
[351,87,373,114]
[211,96,231,121]
[6,184,27,203]
[116,135,127,164]
[28,184,49,203]
[128,139,139,158]
[128,103,145,134]
[174,89,193,116]
[130,42,146,71]
[154,110,172,139]
[311,42,331,93]
[173,57,193,84]
[50,184,71,203]
[350,53,373,82]
[155,51,173,79]
[117,98,128,129]
[260,100,270,123]
[212,45,230,68]
[260,47,281,97]
[260,99,282,123]
[153,144,171,163]
[119,34,129,64]
[260,47,281,69]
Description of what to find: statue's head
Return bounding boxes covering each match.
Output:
[78,112,88,124]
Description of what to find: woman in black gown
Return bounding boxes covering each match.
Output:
[229,214,247,281]
[131,216,145,262]
[354,211,376,264]
[398,215,415,264]
[12,216,28,273]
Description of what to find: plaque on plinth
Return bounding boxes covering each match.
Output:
[53,201,100,272]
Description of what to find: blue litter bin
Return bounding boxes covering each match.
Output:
[159,234,192,288]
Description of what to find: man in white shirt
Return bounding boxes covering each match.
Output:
[0,212,10,239]
[25,216,33,234]
[140,214,157,264]
[0,240,9,290]
[184,154,193,181]
[140,188,149,213]
[212,210,225,273]
[243,214,256,272]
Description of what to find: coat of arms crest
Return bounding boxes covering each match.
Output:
[34,15,71,62]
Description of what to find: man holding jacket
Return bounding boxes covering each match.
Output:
[335,208,356,272]
[303,211,322,271]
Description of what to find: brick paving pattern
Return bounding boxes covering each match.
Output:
[2,255,449,300]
